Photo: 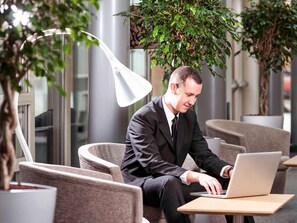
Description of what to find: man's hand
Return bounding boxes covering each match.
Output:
[187,171,223,195]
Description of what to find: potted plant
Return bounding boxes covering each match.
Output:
[117,0,241,80]
[238,0,297,127]
[0,0,99,221]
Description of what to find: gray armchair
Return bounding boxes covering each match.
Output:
[78,143,166,223]
[78,142,246,223]
[19,162,146,223]
[205,119,291,194]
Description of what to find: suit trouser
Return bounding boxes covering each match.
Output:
[141,175,255,223]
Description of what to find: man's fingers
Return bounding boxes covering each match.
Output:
[209,181,221,194]
[203,179,223,195]
[198,173,223,195]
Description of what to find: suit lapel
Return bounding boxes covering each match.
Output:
[154,97,175,152]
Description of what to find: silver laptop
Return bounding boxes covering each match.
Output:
[191,151,282,199]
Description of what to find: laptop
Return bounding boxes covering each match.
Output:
[191,151,282,199]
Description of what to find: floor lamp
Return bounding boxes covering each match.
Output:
[15,28,152,162]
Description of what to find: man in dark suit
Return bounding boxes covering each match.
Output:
[121,66,254,223]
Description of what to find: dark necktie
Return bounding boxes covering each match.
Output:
[171,115,178,148]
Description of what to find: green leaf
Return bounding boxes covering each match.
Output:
[164,45,170,53]
[151,59,157,67]
[56,85,67,97]
[63,44,71,54]
[153,27,159,37]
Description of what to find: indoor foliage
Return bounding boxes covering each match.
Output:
[239,0,297,115]
[118,0,240,79]
[0,0,99,190]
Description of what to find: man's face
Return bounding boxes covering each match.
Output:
[171,78,202,113]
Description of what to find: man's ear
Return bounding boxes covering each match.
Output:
[170,83,177,94]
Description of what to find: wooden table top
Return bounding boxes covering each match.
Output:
[283,155,297,167]
[177,194,294,216]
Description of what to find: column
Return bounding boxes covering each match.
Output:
[269,71,283,115]
[88,0,130,143]
[197,65,227,134]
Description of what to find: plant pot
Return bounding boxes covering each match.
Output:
[0,182,57,223]
[241,115,284,129]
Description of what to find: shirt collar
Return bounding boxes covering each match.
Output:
[162,96,179,130]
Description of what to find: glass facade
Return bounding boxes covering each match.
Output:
[33,41,90,167]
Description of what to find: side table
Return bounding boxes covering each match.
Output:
[177,194,294,223]
[283,155,297,167]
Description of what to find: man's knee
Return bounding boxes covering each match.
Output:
[162,175,182,187]
[160,176,183,196]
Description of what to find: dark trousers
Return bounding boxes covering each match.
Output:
[142,175,255,223]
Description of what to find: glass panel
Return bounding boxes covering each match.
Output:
[129,49,150,117]
[71,42,89,167]
[130,0,141,4]
[34,77,53,163]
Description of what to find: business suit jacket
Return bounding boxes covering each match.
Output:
[121,96,230,187]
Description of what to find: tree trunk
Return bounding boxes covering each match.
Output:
[0,79,17,190]
[260,70,269,116]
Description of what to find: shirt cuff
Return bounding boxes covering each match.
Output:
[220,165,233,178]
[180,171,191,185]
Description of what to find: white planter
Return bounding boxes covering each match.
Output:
[241,115,284,129]
[0,182,57,223]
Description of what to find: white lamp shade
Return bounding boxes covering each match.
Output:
[113,64,152,107]
[94,33,152,107]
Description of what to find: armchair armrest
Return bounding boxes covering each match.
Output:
[79,152,124,182]
[41,163,113,181]
[218,143,246,165]
[206,121,248,148]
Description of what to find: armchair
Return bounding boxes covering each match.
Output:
[19,162,146,223]
[78,143,166,223]
[205,119,291,194]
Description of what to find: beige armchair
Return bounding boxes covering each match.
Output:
[19,162,146,223]
[205,119,291,194]
[78,143,166,223]
[78,142,246,223]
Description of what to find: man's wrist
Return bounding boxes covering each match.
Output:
[226,166,234,177]
[221,165,233,178]
[180,171,191,185]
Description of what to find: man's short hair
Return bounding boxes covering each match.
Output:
[169,66,203,87]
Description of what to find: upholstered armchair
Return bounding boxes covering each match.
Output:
[78,142,246,223]
[205,119,291,194]
[78,143,166,223]
[19,162,147,223]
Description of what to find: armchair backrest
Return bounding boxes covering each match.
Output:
[19,161,143,223]
[206,119,290,156]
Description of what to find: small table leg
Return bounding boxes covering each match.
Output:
[233,215,244,223]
